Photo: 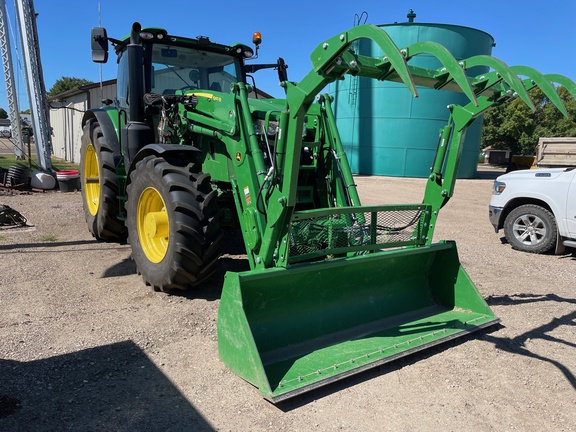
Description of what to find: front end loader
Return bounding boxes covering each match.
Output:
[83,22,576,402]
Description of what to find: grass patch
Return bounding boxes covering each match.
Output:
[0,153,79,171]
[39,234,58,242]
[0,235,6,241]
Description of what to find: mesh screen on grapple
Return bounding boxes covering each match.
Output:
[289,208,424,259]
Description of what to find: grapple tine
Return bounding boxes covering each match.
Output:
[544,73,576,99]
[354,25,417,96]
[404,41,478,106]
[309,25,417,97]
[510,65,568,117]
[463,55,535,110]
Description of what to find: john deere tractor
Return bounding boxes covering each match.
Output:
[82,22,576,401]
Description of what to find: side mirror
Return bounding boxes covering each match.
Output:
[91,27,109,63]
[277,57,288,83]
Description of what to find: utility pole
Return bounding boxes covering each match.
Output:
[0,0,23,159]
[14,0,52,171]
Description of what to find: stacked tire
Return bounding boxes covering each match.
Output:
[6,166,30,188]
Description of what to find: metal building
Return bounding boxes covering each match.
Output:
[48,79,116,163]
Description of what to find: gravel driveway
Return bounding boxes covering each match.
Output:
[1,170,574,431]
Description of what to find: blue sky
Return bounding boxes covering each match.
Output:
[1,0,575,113]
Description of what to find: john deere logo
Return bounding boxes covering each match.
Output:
[194,92,222,102]
[235,152,242,162]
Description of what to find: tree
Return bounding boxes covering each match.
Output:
[47,76,93,97]
[481,86,576,155]
[0,107,7,119]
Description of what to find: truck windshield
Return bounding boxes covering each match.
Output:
[150,44,242,95]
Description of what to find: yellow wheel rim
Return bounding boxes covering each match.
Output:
[83,144,101,216]
[137,187,169,263]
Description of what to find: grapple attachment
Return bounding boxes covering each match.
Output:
[218,24,576,401]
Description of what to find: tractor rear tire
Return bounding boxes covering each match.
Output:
[80,121,127,241]
[126,156,223,291]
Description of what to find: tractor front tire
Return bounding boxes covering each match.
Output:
[126,156,223,291]
[80,121,127,241]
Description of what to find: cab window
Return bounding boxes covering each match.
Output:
[150,45,242,95]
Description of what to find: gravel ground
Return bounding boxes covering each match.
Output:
[1,169,575,431]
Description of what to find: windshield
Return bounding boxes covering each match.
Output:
[150,44,242,95]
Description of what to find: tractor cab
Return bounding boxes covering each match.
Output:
[91,23,286,106]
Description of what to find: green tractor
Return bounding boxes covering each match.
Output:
[83,22,575,402]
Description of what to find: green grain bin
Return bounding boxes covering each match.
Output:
[331,12,494,178]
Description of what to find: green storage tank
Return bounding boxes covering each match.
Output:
[331,12,494,178]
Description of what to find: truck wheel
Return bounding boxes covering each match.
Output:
[503,204,557,253]
[80,122,127,241]
[126,156,223,291]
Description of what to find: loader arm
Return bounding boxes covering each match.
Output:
[218,24,576,402]
[260,24,576,258]
[167,25,576,269]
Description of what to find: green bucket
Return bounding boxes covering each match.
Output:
[217,240,498,402]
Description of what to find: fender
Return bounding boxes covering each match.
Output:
[82,108,122,159]
[126,144,201,185]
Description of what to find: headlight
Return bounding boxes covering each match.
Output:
[493,180,506,195]
[139,31,154,40]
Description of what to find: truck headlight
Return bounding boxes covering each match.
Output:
[493,180,506,195]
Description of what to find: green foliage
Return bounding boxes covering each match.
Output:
[39,234,58,242]
[19,109,30,114]
[0,108,7,119]
[47,76,93,97]
[0,153,78,171]
[481,86,576,155]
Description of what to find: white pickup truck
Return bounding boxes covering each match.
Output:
[488,167,576,254]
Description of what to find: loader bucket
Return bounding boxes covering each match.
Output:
[218,240,498,402]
